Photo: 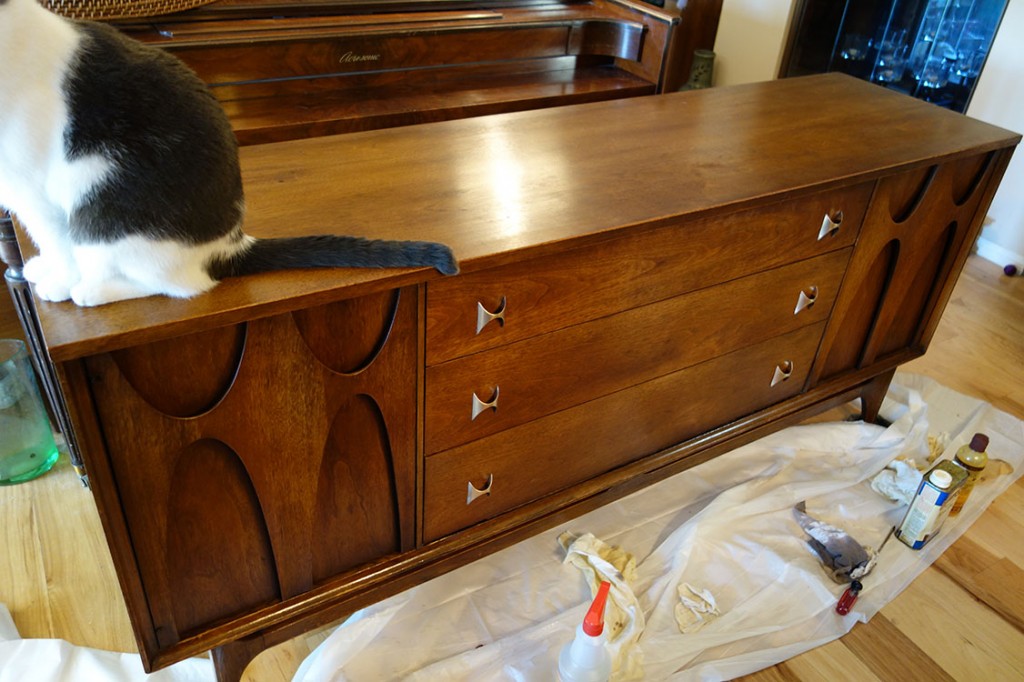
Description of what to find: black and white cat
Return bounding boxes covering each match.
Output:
[0,0,457,307]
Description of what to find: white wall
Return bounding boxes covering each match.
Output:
[712,0,1024,267]
[965,0,1024,268]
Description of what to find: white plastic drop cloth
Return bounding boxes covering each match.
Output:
[1,373,1020,681]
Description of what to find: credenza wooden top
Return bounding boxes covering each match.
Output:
[30,73,1019,361]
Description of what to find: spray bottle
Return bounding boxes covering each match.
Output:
[558,580,612,682]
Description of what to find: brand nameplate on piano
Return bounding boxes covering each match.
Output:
[340,52,381,64]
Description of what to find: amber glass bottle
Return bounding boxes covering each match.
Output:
[950,433,989,516]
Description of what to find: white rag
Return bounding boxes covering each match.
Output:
[559,532,645,680]
[869,458,924,504]
[674,584,720,634]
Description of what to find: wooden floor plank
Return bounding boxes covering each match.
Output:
[33,458,136,652]
[963,503,1024,568]
[0,473,53,640]
[935,535,1001,582]
[736,662,803,682]
[934,536,1024,634]
[838,614,955,682]
[972,558,1024,631]
[783,638,884,681]
[882,568,1024,679]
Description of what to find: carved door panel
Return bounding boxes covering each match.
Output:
[83,287,418,659]
[811,151,1007,383]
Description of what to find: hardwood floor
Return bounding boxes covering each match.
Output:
[1,254,1022,680]
[743,254,1024,682]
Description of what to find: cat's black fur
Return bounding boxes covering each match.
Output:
[70,21,458,275]
[67,22,245,246]
[0,4,456,307]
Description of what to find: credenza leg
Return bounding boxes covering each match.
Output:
[211,634,267,682]
[859,368,897,425]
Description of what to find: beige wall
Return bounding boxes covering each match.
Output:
[712,0,796,87]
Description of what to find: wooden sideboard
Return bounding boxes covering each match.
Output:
[9,74,1018,680]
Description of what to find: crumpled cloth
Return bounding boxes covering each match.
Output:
[674,584,719,633]
[559,531,644,679]
[870,458,925,504]
[927,432,950,463]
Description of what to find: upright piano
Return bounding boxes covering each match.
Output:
[0,0,720,349]
[101,0,724,144]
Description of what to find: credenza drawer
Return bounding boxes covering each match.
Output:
[425,249,849,454]
[423,322,826,541]
[425,183,870,365]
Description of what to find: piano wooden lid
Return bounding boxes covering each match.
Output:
[30,74,1020,361]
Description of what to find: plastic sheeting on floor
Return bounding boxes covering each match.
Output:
[1,373,1020,681]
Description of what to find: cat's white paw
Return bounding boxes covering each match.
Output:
[70,278,153,307]
[24,258,75,302]
[32,279,73,302]
[23,256,54,284]
[70,281,119,307]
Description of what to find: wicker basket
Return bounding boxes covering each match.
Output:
[42,0,216,20]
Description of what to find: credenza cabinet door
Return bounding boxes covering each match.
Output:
[813,152,1007,382]
[83,288,419,655]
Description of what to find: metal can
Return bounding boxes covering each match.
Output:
[896,460,967,550]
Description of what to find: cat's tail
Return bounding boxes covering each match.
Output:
[208,235,458,280]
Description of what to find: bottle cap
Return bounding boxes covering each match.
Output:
[929,468,952,489]
[969,433,989,452]
[582,581,611,636]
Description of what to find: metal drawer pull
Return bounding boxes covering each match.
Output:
[794,286,819,315]
[771,361,794,387]
[476,296,507,335]
[818,211,843,240]
[471,386,500,420]
[467,474,494,505]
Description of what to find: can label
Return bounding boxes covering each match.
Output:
[896,461,967,549]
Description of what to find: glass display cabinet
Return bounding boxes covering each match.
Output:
[781,0,1009,113]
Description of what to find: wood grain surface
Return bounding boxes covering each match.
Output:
[24,74,1018,363]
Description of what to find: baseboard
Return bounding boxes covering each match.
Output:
[975,237,1024,269]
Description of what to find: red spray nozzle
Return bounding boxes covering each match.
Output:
[582,581,611,636]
